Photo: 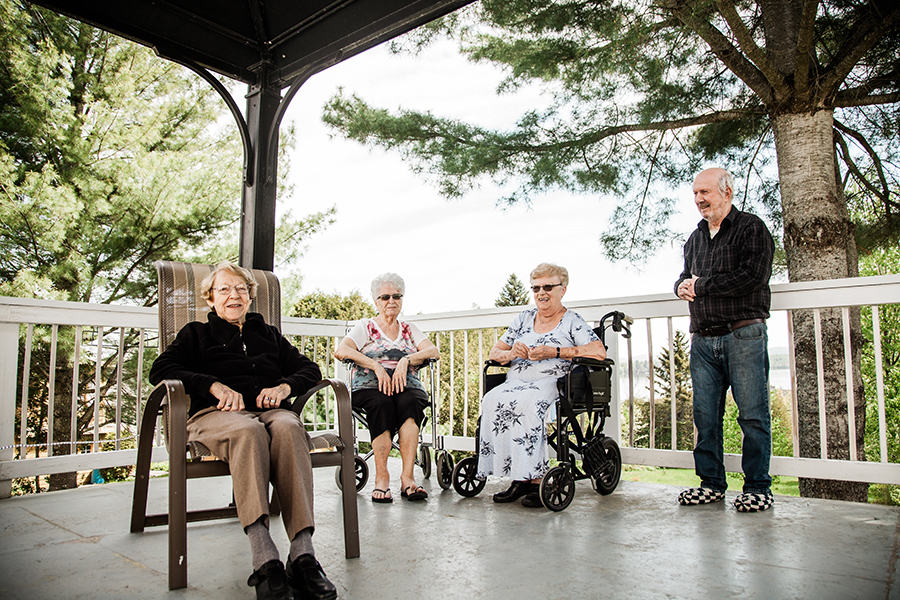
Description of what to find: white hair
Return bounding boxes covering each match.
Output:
[717,170,735,197]
[371,272,405,300]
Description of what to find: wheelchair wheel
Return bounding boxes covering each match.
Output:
[419,445,432,479]
[436,450,455,490]
[540,465,575,511]
[334,455,369,492]
[590,437,622,495]
[451,456,485,497]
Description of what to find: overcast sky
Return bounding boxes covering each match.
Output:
[279,38,704,316]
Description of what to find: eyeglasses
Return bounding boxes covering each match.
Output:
[212,284,249,296]
[532,283,563,293]
[376,294,403,301]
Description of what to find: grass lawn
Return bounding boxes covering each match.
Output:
[621,465,900,505]
[621,465,800,497]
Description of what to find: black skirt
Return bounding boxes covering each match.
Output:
[351,386,429,439]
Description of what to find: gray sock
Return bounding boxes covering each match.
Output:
[245,517,279,571]
[288,527,315,563]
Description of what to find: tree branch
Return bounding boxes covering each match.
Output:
[793,0,819,98]
[821,4,900,98]
[715,0,791,100]
[833,119,897,211]
[834,91,900,108]
[662,0,776,105]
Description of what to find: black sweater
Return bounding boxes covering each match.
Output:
[149,312,322,417]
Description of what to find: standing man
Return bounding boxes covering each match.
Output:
[675,168,776,513]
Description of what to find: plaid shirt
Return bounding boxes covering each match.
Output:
[675,206,774,332]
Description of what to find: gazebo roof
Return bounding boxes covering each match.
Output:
[29,0,473,88]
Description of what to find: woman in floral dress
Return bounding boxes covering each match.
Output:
[477,263,607,507]
[335,273,439,503]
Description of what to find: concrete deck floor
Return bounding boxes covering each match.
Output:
[2,458,899,600]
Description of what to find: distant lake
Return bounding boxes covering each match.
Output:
[618,368,794,397]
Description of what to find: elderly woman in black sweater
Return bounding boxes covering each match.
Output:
[149,261,335,600]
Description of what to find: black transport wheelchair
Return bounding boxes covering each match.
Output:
[450,311,632,511]
[335,358,453,492]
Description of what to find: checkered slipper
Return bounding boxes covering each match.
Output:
[734,491,774,512]
[678,487,726,505]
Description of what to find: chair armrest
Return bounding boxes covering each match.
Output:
[291,380,335,413]
[572,357,615,368]
[291,378,353,442]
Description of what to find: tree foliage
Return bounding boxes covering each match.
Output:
[495,272,530,307]
[290,290,377,320]
[324,0,899,262]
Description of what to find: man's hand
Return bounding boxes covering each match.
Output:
[678,276,699,302]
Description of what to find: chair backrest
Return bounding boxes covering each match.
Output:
[156,260,282,350]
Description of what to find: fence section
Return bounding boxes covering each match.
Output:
[1,274,899,498]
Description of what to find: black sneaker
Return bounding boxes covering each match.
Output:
[248,560,294,600]
[286,554,337,600]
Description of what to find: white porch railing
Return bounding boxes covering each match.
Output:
[1,274,898,498]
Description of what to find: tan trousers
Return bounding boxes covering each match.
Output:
[186,408,315,539]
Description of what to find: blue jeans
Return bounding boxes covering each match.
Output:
[690,322,771,493]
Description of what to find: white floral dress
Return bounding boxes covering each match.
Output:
[476,308,599,481]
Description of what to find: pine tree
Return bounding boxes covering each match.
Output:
[495,273,530,307]
[651,330,694,452]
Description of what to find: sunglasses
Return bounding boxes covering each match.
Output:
[377,294,403,301]
[531,283,563,293]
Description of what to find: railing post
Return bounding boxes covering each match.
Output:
[0,323,19,498]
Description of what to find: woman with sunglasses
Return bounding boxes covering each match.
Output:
[334,272,439,503]
[477,263,606,508]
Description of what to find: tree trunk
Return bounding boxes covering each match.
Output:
[48,366,77,491]
[773,110,868,502]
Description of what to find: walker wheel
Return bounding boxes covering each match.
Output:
[451,456,485,497]
[436,450,455,490]
[590,437,622,495]
[540,466,575,511]
[334,455,369,492]
[419,445,432,479]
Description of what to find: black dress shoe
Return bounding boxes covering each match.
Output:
[248,559,294,600]
[286,554,337,600]
[492,480,532,503]
[521,483,544,508]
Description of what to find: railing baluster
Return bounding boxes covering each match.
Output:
[813,310,827,459]
[787,310,800,458]
[94,326,104,453]
[70,326,82,454]
[136,328,145,446]
[647,319,655,449]
[873,306,888,462]
[627,327,634,448]
[463,330,470,437]
[48,324,58,458]
[449,331,455,436]
[116,328,125,450]
[19,324,33,459]
[841,307,856,461]
[668,318,677,451]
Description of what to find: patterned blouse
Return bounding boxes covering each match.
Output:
[345,318,428,392]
